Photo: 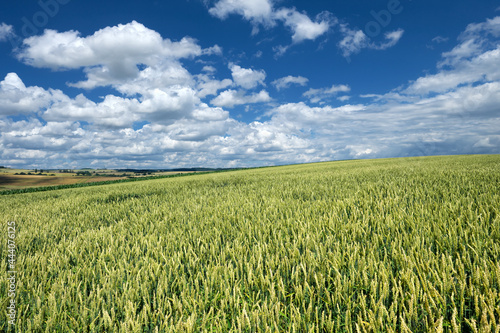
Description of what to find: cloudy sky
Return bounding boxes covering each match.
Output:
[0,0,499,169]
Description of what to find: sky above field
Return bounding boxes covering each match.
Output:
[0,0,499,169]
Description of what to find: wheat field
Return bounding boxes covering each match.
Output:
[1,155,499,332]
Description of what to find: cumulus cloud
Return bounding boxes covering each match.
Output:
[18,21,203,69]
[209,0,274,30]
[0,73,54,116]
[0,119,84,159]
[137,86,200,123]
[272,75,309,90]
[73,60,194,94]
[274,8,331,43]
[230,63,266,89]
[16,21,220,92]
[211,89,271,108]
[1,17,500,169]
[196,74,233,98]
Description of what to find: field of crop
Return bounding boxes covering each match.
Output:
[0,169,196,191]
[0,174,129,191]
[1,155,499,332]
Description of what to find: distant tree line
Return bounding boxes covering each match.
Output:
[75,171,92,176]
[14,171,46,175]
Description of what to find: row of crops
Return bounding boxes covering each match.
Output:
[1,155,499,332]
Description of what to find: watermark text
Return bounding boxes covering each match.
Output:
[6,221,17,326]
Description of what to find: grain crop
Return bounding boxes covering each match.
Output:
[1,155,499,332]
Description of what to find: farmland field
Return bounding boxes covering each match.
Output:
[1,155,499,332]
[0,169,196,191]
[0,174,129,191]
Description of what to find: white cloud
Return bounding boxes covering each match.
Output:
[16,21,217,91]
[270,102,365,127]
[303,84,350,103]
[338,26,368,58]
[0,73,54,116]
[18,21,204,69]
[374,29,404,50]
[438,39,484,68]
[208,0,274,28]
[45,92,141,129]
[338,25,368,57]
[72,60,194,94]
[196,74,233,98]
[202,44,223,56]
[403,67,482,95]
[208,0,331,44]
[272,45,289,58]
[1,118,84,154]
[230,63,266,89]
[211,89,271,108]
[338,25,404,58]
[0,23,14,42]
[274,8,331,43]
[19,22,158,69]
[473,137,495,148]
[2,16,500,169]
[461,16,500,39]
[404,18,500,96]
[192,104,229,122]
[137,86,200,123]
[272,75,309,90]
[439,16,500,68]
[432,36,449,44]
[202,65,217,73]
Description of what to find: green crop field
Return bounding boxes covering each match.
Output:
[1,155,499,332]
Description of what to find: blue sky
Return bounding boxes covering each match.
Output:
[0,0,499,169]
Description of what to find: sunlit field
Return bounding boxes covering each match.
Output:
[1,155,499,332]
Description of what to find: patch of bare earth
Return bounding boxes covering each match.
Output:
[0,175,127,190]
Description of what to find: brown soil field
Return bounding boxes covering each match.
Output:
[0,175,127,190]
